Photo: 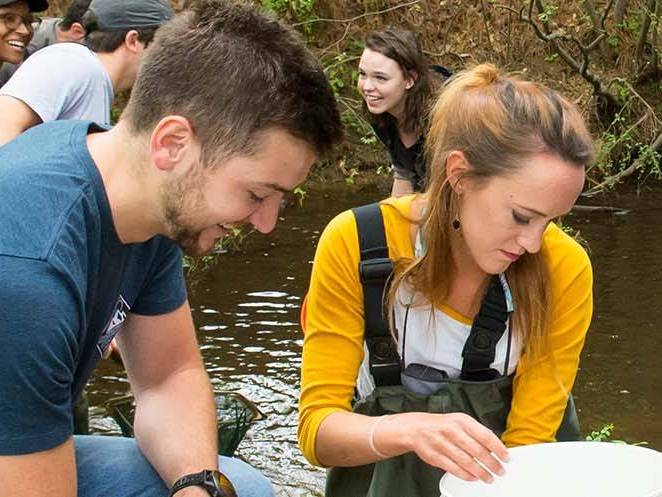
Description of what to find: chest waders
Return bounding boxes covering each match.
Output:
[325,203,580,497]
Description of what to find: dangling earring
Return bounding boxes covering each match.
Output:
[451,218,461,230]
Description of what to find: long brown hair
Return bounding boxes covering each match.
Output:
[387,63,594,359]
[363,27,437,136]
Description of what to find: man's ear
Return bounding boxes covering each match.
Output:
[150,116,197,173]
[68,22,86,42]
[445,150,470,194]
[124,30,143,54]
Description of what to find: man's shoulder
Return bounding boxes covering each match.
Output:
[1,43,102,98]
[14,42,100,80]
[31,42,97,66]
[28,18,61,53]
[0,122,100,261]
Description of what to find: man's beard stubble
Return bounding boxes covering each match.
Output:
[162,167,207,256]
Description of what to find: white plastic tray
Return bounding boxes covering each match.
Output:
[439,442,662,497]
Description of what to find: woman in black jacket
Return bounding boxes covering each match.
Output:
[358,27,447,196]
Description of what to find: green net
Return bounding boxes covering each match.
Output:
[105,391,265,457]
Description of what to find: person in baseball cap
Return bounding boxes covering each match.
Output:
[0,0,48,13]
[0,0,172,146]
[85,0,172,32]
[0,0,48,67]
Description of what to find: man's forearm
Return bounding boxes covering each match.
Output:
[133,366,219,488]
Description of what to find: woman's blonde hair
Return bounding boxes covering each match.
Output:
[387,63,594,359]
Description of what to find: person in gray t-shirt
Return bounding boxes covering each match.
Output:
[0,0,172,147]
[0,0,90,86]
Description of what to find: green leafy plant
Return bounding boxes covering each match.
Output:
[261,0,317,36]
[585,423,616,442]
[293,186,307,206]
[585,423,647,445]
[183,226,252,278]
[537,4,558,23]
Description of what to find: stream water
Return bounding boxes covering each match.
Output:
[86,180,662,496]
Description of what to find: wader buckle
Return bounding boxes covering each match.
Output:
[366,336,401,386]
[359,258,393,284]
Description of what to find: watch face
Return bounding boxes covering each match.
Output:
[210,470,238,497]
[217,472,238,497]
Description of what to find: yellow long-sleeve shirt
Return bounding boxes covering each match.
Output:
[298,195,593,466]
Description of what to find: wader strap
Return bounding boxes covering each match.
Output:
[353,203,401,387]
[461,275,509,381]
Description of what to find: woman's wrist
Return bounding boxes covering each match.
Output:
[369,413,415,459]
[368,415,390,458]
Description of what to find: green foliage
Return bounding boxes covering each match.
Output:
[360,133,378,146]
[557,218,588,251]
[585,423,616,442]
[183,226,252,278]
[376,163,393,176]
[261,0,315,17]
[344,167,359,184]
[293,186,307,206]
[615,14,640,35]
[537,3,558,23]
[261,0,317,36]
[341,109,374,142]
[585,423,647,446]
[596,121,662,181]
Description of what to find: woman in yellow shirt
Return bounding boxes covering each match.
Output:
[299,64,595,497]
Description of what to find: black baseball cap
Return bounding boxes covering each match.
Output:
[87,0,172,31]
[0,0,49,12]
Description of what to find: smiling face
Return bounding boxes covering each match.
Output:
[357,48,413,120]
[453,152,585,275]
[162,128,316,256]
[0,0,32,64]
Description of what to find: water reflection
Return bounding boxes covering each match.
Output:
[87,182,662,495]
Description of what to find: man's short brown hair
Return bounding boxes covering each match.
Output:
[123,0,343,163]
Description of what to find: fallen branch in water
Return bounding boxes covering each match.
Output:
[571,204,630,214]
[583,131,662,196]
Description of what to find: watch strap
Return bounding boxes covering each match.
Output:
[169,469,236,497]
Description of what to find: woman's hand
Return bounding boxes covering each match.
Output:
[375,412,509,483]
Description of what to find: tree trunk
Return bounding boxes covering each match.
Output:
[636,0,657,61]
[614,0,629,26]
[583,0,602,32]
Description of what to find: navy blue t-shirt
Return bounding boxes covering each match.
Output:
[0,121,187,455]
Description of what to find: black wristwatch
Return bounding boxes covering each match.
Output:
[168,469,238,497]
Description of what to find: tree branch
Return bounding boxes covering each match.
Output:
[292,0,422,27]
[583,131,662,196]
[493,0,621,118]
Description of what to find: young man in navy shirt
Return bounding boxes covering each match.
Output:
[0,1,342,496]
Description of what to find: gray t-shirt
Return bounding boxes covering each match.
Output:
[0,18,60,86]
[0,42,114,126]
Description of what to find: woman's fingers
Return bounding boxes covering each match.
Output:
[412,412,510,482]
[465,420,510,462]
[433,434,499,482]
[449,430,507,480]
[420,449,477,482]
